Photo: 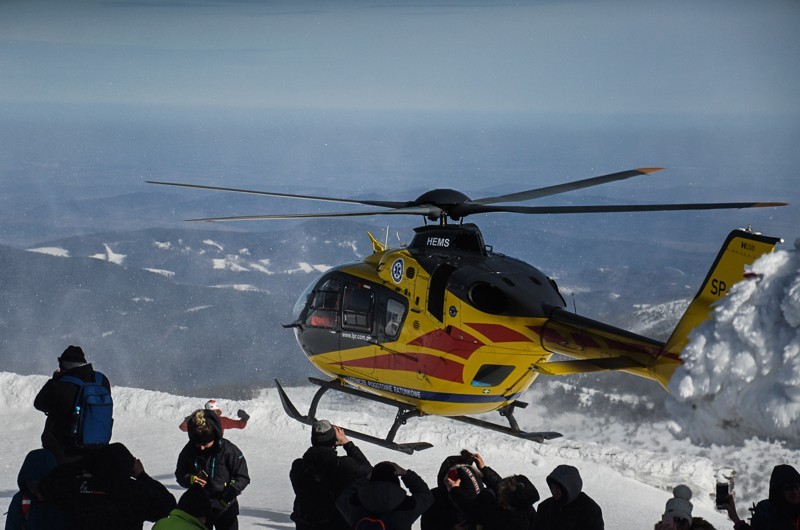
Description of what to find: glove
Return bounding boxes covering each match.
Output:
[237,409,250,422]
[221,485,239,504]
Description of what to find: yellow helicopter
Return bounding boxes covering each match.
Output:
[149,168,786,453]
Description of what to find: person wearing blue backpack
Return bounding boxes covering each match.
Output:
[34,345,112,463]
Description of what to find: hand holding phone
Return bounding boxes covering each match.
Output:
[192,469,208,487]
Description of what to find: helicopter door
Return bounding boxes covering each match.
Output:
[340,283,376,374]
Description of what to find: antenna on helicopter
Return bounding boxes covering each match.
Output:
[572,293,578,314]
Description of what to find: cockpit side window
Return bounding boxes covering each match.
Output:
[342,284,374,332]
[305,278,341,329]
[384,298,406,339]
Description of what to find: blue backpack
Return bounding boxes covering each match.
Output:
[60,373,113,448]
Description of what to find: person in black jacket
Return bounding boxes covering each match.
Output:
[289,419,372,530]
[5,448,68,530]
[336,461,434,530]
[448,451,539,530]
[535,464,604,530]
[175,409,250,530]
[725,464,800,530]
[34,345,111,463]
[421,452,477,530]
[39,442,176,530]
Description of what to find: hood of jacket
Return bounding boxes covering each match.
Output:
[17,449,58,495]
[546,464,583,505]
[301,445,338,468]
[204,409,223,440]
[768,464,800,515]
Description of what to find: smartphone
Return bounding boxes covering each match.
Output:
[460,449,475,463]
[197,470,208,479]
[715,482,729,509]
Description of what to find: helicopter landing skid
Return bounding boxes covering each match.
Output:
[274,377,433,455]
[449,401,563,443]
[275,377,562,453]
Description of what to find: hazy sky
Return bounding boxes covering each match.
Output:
[2,0,798,115]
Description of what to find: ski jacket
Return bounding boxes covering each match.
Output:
[34,364,111,461]
[421,454,477,530]
[40,443,176,530]
[449,466,538,530]
[535,465,604,530]
[735,465,800,530]
[5,449,68,530]
[336,470,434,530]
[289,442,372,530]
[175,411,250,518]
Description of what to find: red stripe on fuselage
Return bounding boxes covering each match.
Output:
[407,328,484,360]
[340,352,465,383]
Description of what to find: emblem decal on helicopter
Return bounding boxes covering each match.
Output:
[391,258,404,284]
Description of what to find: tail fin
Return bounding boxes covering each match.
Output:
[663,228,782,358]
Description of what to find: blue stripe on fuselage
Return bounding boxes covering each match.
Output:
[343,376,520,404]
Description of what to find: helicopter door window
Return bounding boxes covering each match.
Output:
[471,364,515,387]
[342,284,374,332]
[305,278,341,329]
[384,298,406,339]
[428,264,457,322]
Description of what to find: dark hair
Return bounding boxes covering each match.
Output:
[370,462,399,485]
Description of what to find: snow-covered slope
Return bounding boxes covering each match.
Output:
[0,373,730,530]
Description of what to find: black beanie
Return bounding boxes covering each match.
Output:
[311,420,336,447]
[58,345,87,364]
[93,443,136,483]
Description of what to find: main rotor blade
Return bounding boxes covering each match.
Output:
[146,180,407,209]
[454,201,787,216]
[471,167,663,205]
[187,206,443,222]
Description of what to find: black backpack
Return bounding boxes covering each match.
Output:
[291,460,339,526]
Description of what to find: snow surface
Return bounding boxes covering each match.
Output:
[89,243,126,265]
[2,239,798,529]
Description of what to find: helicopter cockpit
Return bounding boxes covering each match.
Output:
[291,271,410,357]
